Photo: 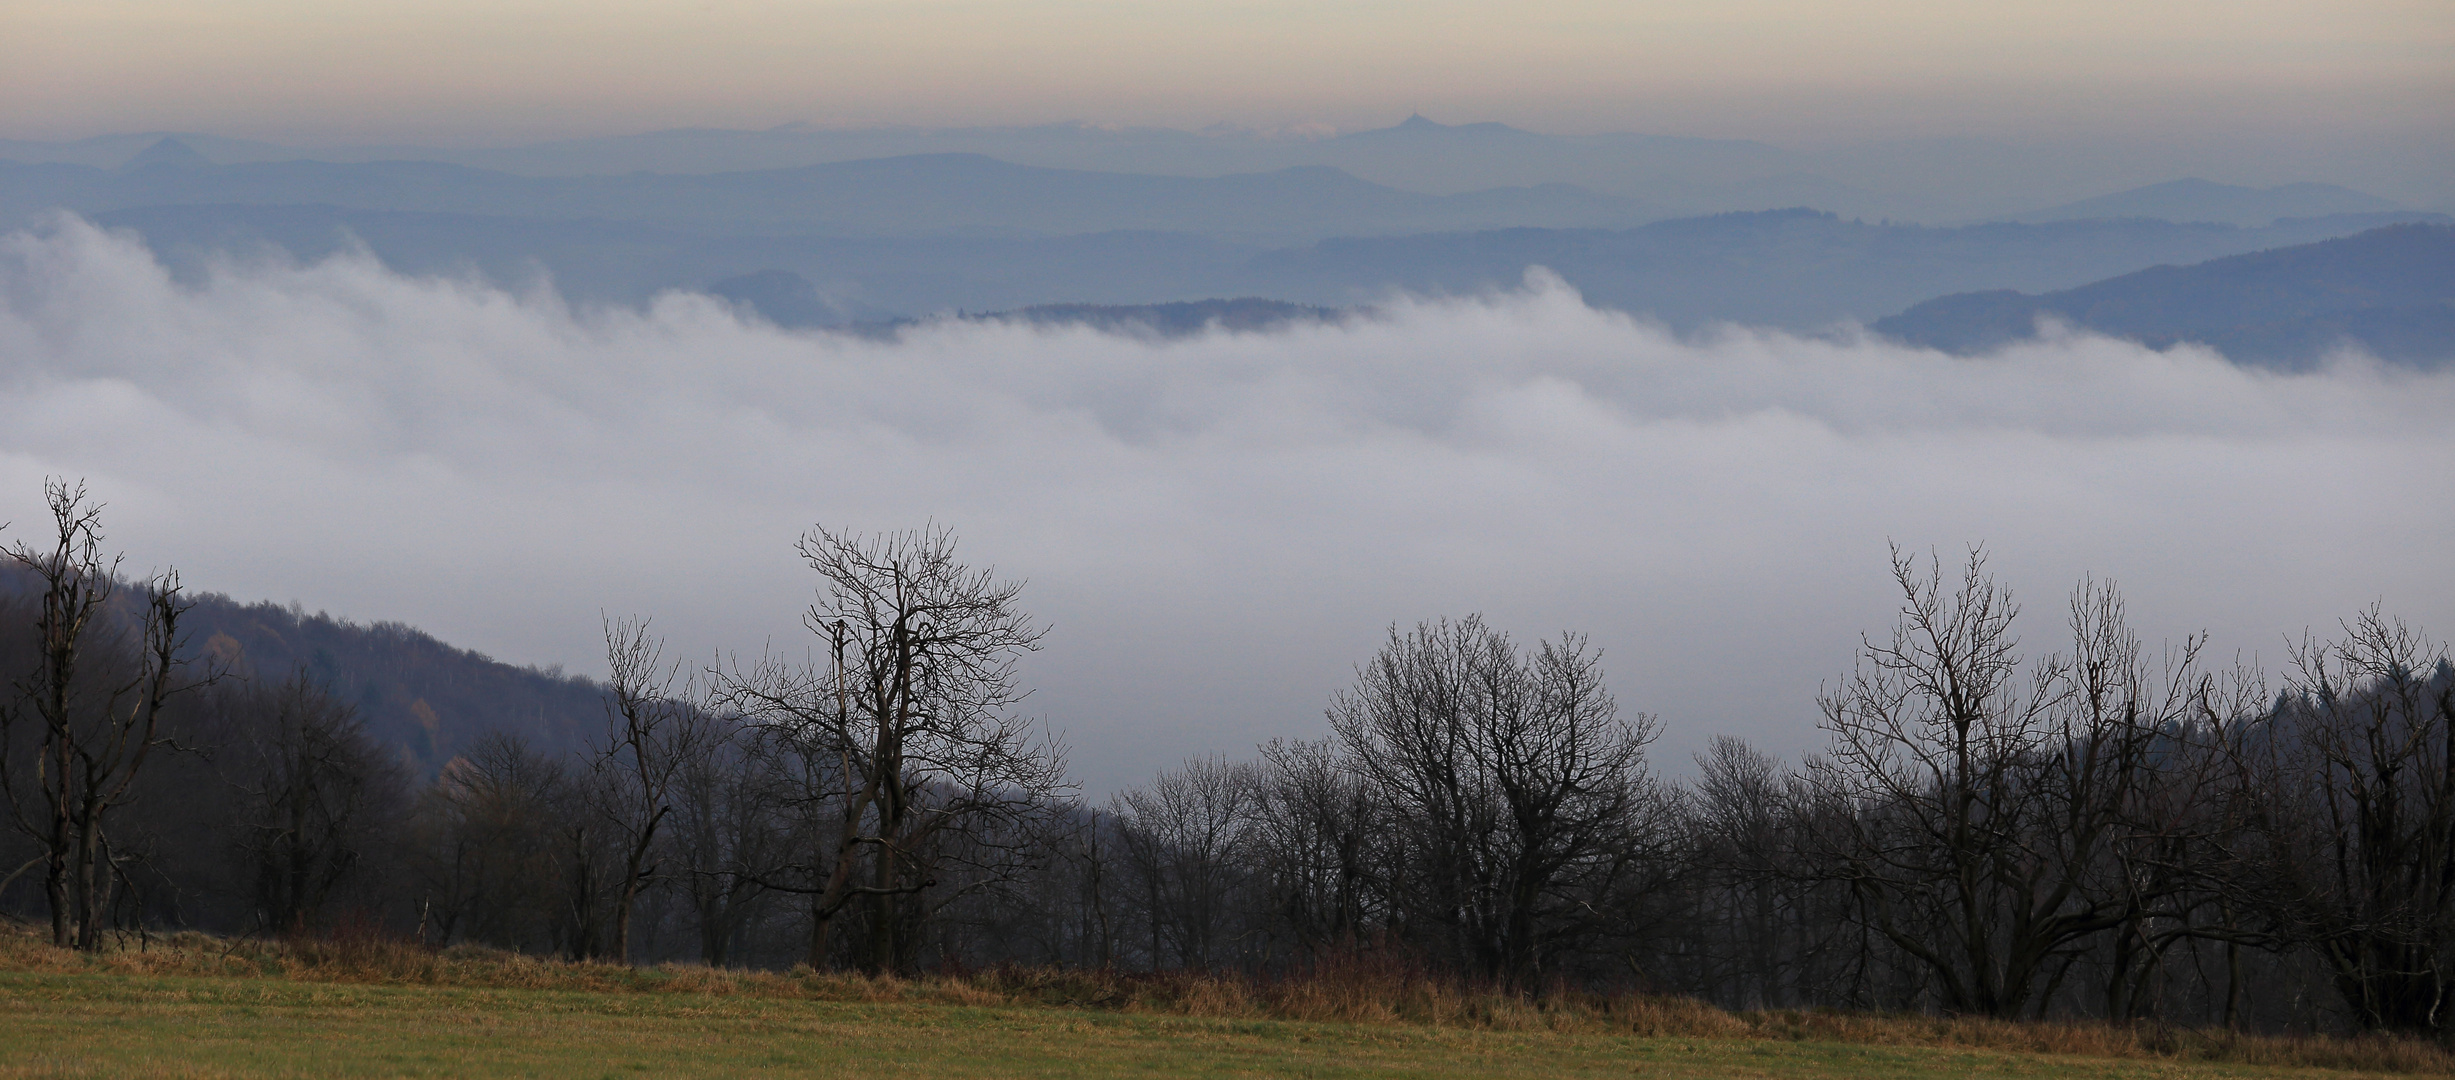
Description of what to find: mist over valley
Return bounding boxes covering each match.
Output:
[2,215,2447,790]
[6,2,2455,1037]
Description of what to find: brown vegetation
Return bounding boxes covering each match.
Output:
[2,921,2444,1075]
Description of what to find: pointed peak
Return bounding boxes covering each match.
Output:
[121,136,211,171]
[1396,113,1447,131]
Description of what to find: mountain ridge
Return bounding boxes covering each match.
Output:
[2,152,1663,243]
[1873,223,2455,368]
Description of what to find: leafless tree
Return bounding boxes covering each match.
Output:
[1248,737,1377,964]
[2216,610,2454,1035]
[669,720,782,966]
[590,616,714,964]
[1114,754,1260,968]
[225,671,405,934]
[1805,547,2217,1018]
[1688,736,1819,1007]
[1329,615,1662,986]
[406,732,575,951]
[716,524,1069,974]
[0,481,211,949]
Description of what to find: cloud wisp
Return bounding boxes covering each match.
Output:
[3,217,2450,789]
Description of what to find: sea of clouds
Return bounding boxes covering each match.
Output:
[3,216,2450,790]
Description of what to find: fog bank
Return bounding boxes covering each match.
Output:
[3,218,2449,790]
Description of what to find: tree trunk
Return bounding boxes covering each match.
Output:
[75,798,106,950]
[807,897,832,970]
[612,879,638,965]
[45,787,71,948]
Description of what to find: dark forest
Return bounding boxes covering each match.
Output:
[3,480,2447,1041]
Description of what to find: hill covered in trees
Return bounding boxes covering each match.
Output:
[179,593,602,776]
[0,564,599,779]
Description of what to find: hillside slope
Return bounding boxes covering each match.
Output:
[2018,178,2401,226]
[1245,209,2447,330]
[1874,223,2455,368]
[180,593,603,775]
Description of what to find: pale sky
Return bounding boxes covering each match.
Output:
[6,0,2451,143]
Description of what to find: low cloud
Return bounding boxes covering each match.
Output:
[4,217,2450,790]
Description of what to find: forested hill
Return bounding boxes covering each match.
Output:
[0,563,602,776]
[1873,223,2455,368]
[179,593,603,776]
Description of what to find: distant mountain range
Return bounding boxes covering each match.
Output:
[5,120,2440,225]
[2017,179,2403,227]
[78,201,2445,333]
[840,298,1342,339]
[707,269,1340,336]
[3,142,1663,243]
[1874,224,2455,369]
[16,132,2448,355]
[1237,210,2448,330]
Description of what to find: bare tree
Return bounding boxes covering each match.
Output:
[0,481,209,948]
[717,524,1069,974]
[669,720,781,966]
[1805,547,2215,1018]
[1114,754,1260,968]
[591,616,713,964]
[1329,615,1661,986]
[1689,735,1815,1008]
[1249,737,1377,964]
[2218,610,2454,1035]
[225,671,405,934]
[406,732,575,951]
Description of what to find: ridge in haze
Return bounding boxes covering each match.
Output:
[1873,223,2455,368]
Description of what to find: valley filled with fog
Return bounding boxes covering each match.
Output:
[3,217,2447,790]
[10,0,2455,1035]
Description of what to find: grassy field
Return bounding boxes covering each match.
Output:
[0,968,2434,1080]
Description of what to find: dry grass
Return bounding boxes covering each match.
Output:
[2,921,2445,1075]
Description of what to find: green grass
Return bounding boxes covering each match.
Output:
[0,970,2416,1079]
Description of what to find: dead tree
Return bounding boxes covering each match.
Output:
[0,481,209,949]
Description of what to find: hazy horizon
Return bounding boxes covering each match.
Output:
[9,1,2450,145]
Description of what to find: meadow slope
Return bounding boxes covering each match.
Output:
[0,931,2444,1079]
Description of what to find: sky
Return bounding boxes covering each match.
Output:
[6,1,2452,145]
[2,220,2449,791]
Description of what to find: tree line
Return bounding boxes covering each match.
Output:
[1,480,2447,1039]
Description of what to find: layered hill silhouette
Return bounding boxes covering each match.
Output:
[1874,224,2455,368]
[7,121,2430,224]
[2019,178,2402,227]
[80,201,2444,333]
[3,142,1660,243]
[710,271,1338,335]
[1241,209,2445,330]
